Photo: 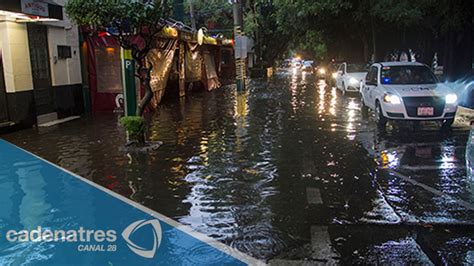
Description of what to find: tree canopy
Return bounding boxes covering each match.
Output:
[240,0,471,77]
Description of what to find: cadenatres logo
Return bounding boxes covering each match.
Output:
[3,219,162,259]
[122,219,162,258]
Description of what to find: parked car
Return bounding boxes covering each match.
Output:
[360,62,458,129]
[335,63,368,93]
[292,61,302,69]
[281,59,292,68]
[302,60,314,72]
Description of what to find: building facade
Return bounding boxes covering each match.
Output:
[0,0,84,129]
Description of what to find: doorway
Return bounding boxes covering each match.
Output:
[27,24,55,116]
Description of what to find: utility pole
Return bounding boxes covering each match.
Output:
[121,48,137,116]
[189,0,196,30]
[233,0,246,91]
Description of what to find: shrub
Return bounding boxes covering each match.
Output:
[120,116,146,143]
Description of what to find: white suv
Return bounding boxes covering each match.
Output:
[360,62,458,128]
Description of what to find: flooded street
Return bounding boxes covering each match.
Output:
[3,70,474,263]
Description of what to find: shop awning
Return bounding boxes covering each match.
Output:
[0,0,63,20]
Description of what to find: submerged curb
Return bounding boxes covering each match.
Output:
[454,106,474,127]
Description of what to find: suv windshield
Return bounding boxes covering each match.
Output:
[347,64,368,73]
[381,65,438,85]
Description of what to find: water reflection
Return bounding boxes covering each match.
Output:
[329,87,337,116]
[17,161,52,229]
[357,120,473,225]
[318,80,325,115]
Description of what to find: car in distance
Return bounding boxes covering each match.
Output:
[335,63,368,93]
[292,61,302,69]
[281,59,292,68]
[302,60,314,72]
[360,62,458,129]
[315,64,327,79]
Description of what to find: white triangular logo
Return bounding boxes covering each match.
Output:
[122,219,162,258]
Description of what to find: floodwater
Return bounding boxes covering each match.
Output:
[3,69,474,264]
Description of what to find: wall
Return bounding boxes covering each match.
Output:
[47,25,82,86]
[0,19,34,93]
[44,0,82,87]
[0,1,84,128]
[43,0,84,119]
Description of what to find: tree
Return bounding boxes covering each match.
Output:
[292,30,327,60]
[66,0,170,117]
[253,0,471,80]
[243,0,293,66]
[184,0,233,35]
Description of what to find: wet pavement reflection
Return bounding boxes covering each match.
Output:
[3,69,474,263]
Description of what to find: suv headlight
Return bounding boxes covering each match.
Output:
[445,93,457,104]
[383,94,401,104]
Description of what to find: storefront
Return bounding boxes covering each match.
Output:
[81,27,235,113]
[0,0,84,129]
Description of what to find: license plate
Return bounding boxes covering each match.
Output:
[417,107,434,116]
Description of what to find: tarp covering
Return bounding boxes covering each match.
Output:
[202,51,220,91]
[148,39,178,107]
[178,42,186,97]
[84,32,233,113]
[185,43,202,82]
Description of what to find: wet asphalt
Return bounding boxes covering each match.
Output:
[2,69,473,264]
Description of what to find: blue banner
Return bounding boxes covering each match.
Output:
[0,140,260,265]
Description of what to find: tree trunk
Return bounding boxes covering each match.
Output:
[369,1,377,61]
[361,34,369,62]
[370,19,376,61]
[136,62,153,116]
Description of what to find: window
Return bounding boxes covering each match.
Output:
[57,45,72,59]
[381,65,438,85]
[347,63,368,73]
[337,64,344,73]
[94,46,123,93]
[366,66,378,85]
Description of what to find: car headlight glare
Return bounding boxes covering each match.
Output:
[383,94,401,104]
[318,68,326,74]
[445,93,457,104]
[349,77,359,85]
[332,72,338,79]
